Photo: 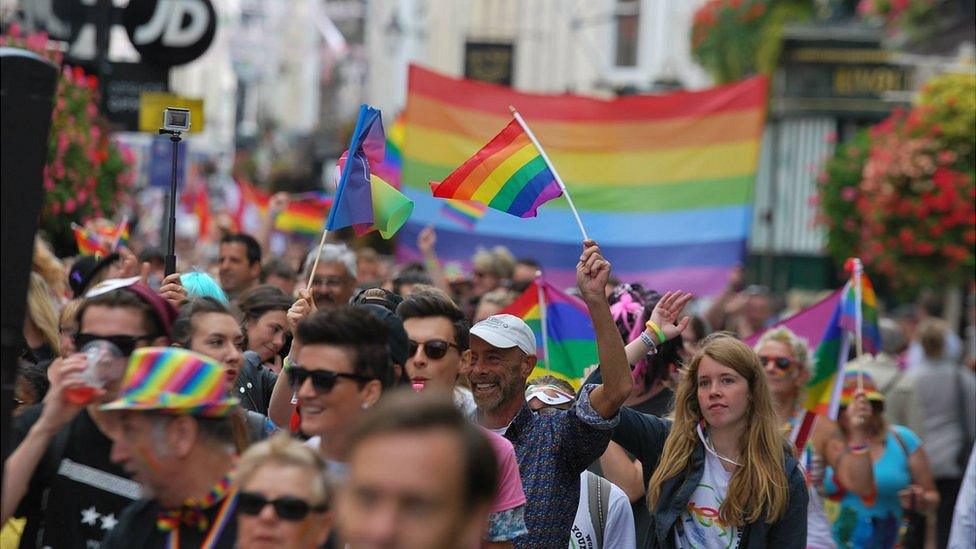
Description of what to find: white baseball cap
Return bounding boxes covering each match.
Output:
[470,314,537,356]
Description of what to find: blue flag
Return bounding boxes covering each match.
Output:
[326,105,385,231]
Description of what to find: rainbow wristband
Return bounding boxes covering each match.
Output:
[645,320,666,345]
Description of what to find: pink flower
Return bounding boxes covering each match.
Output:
[51,202,61,215]
[64,198,76,213]
[841,187,858,201]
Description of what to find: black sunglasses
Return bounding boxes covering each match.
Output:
[287,366,374,392]
[74,333,153,357]
[758,355,793,370]
[237,491,327,521]
[408,339,459,360]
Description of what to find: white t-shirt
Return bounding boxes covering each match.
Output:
[569,473,635,549]
[303,436,349,481]
[675,451,742,549]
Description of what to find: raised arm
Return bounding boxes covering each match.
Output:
[3,356,93,522]
[577,240,632,419]
[267,289,315,427]
[623,290,693,364]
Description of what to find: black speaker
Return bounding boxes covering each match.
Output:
[1,49,59,471]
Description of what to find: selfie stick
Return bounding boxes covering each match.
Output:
[159,110,188,277]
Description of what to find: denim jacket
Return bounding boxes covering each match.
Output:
[613,407,809,548]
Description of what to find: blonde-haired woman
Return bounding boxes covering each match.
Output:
[24,273,60,361]
[612,333,808,547]
[236,433,333,549]
[755,326,875,549]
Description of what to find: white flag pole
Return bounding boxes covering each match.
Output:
[305,229,330,292]
[536,272,551,375]
[509,106,589,241]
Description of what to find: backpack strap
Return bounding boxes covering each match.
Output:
[585,471,608,548]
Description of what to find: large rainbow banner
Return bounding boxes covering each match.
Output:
[397,65,767,294]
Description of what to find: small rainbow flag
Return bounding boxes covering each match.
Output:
[275,194,333,237]
[430,119,562,218]
[440,199,487,230]
[74,225,110,256]
[501,279,599,388]
[804,269,881,418]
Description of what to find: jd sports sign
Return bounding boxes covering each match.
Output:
[122,0,216,67]
[27,0,216,67]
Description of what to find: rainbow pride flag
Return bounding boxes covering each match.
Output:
[431,119,562,218]
[441,199,487,230]
[374,114,404,188]
[396,65,768,295]
[501,279,599,388]
[804,272,881,418]
[275,194,333,237]
[73,225,110,256]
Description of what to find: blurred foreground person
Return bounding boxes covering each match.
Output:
[2,281,174,548]
[236,434,332,549]
[337,389,498,549]
[100,348,241,548]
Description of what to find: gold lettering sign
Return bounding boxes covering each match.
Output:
[464,43,514,85]
[833,67,903,95]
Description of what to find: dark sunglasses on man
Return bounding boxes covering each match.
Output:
[758,355,794,370]
[73,333,155,357]
[237,491,327,521]
[287,366,374,392]
[407,339,459,360]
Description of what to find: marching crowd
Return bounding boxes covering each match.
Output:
[4,225,975,549]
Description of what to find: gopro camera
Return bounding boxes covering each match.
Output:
[162,107,191,133]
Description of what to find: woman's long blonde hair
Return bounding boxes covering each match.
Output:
[27,272,61,355]
[646,334,790,525]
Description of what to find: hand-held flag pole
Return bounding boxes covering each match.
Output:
[536,272,551,375]
[509,106,589,241]
[306,106,372,291]
[305,229,329,292]
[851,258,865,391]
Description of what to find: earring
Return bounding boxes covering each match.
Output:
[361,403,369,410]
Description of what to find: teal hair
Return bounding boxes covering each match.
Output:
[180,272,229,305]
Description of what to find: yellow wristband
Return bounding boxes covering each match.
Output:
[645,320,666,344]
[282,356,294,371]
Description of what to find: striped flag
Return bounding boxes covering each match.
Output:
[440,199,487,230]
[396,65,768,295]
[431,119,562,218]
[501,279,598,388]
[804,270,881,418]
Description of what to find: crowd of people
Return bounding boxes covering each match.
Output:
[3,225,975,549]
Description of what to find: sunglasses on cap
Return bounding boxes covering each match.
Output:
[525,384,575,406]
[408,339,459,360]
[74,333,154,357]
[287,366,374,392]
[237,491,327,521]
[758,355,794,370]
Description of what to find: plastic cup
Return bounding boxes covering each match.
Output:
[64,340,125,405]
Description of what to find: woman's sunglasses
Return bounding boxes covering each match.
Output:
[237,491,327,521]
[758,355,794,370]
[408,339,459,360]
[287,366,374,392]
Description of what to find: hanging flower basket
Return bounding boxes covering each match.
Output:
[1,26,136,254]
[817,72,976,290]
